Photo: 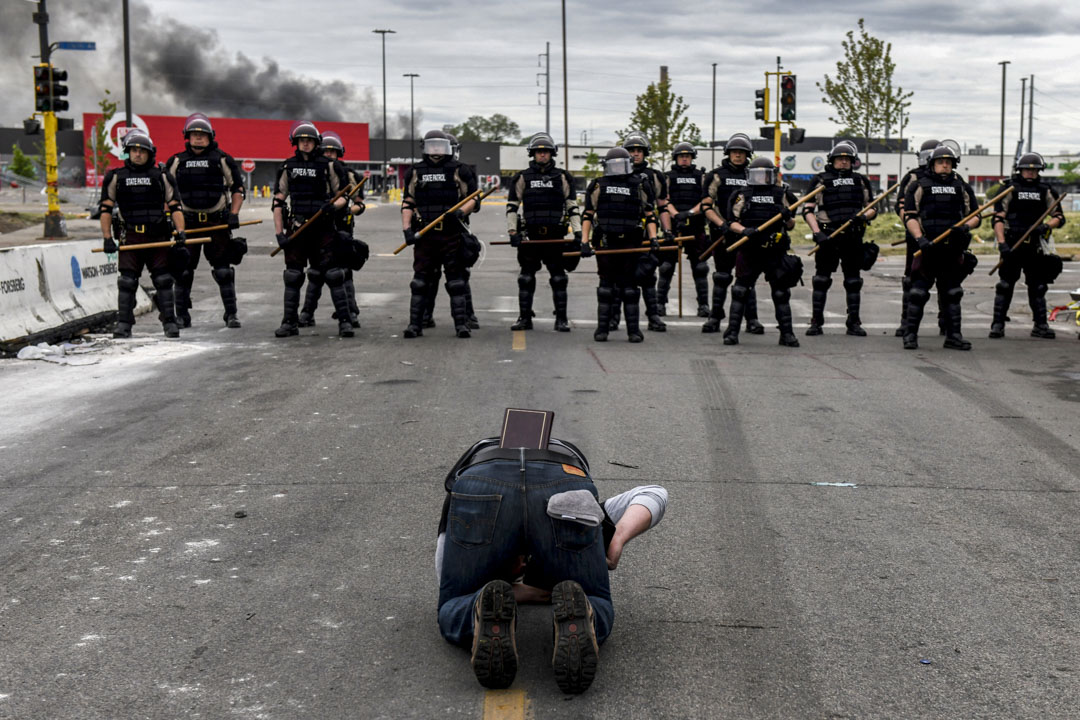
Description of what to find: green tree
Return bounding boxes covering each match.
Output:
[618,77,701,168]
[86,90,118,185]
[816,18,912,167]
[9,144,37,180]
[1060,160,1080,184]
[443,113,521,143]
[580,150,602,180]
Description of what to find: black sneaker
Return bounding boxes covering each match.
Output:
[551,580,599,695]
[471,580,518,690]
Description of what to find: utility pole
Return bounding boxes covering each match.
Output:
[403,73,419,153]
[538,43,550,136]
[123,0,132,128]
[1027,74,1034,153]
[373,29,395,195]
[1019,77,1027,154]
[33,0,66,238]
[561,0,569,171]
[711,62,717,170]
[998,60,1009,177]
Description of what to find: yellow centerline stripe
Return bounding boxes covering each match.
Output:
[482,689,528,720]
[512,330,526,351]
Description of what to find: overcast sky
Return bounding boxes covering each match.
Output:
[3,0,1079,156]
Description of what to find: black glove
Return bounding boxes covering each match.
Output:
[579,241,594,258]
[276,232,291,249]
[320,200,338,216]
[779,206,793,222]
[451,209,468,223]
[1035,223,1051,237]
[403,228,418,246]
[649,236,661,253]
[998,242,1012,256]
[509,232,522,248]
[742,226,760,239]
[353,201,366,216]
[916,236,932,252]
[662,230,674,244]
[850,215,868,230]
[227,212,240,229]
[573,231,582,242]
[173,230,187,248]
[714,222,729,236]
[951,225,971,243]
[103,237,118,254]
[813,231,831,246]
[674,210,690,225]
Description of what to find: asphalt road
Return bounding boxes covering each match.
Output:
[2,200,1079,719]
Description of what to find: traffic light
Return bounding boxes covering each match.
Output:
[780,75,796,121]
[788,127,806,145]
[31,64,69,113]
[754,87,769,122]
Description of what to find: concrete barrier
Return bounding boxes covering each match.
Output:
[0,241,152,351]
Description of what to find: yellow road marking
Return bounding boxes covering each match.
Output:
[482,689,528,720]
[512,330,526,351]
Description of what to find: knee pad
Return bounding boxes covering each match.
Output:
[843,277,863,293]
[117,273,140,292]
[446,277,468,297]
[178,270,193,286]
[995,281,1013,295]
[306,268,324,284]
[731,284,750,302]
[549,274,568,291]
[944,286,964,304]
[409,275,428,293]
[151,273,174,291]
[1030,283,1048,297]
[212,266,235,285]
[692,262,710,279]
[324,267,346,286]
[712,271,733,288]
[623,285,641,302]
[659,261,675,276]
[517,272,535,291]
[283,268,305,289]
[597,285,615,303]
[901,276,912,292]
[812,275,833,292]
[771,287,791,304]
[909,287,930,305]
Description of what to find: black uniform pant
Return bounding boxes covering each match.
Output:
[410,231,470,330]
[905,249,968,340]
[175,220,233,319]
[703,229,760,324]
[993,241,1054,329]
[596,232,647,334]
[117,232,175,327]
[281,219,350,326]
[517,241,578,320]
[725,244,795,338]
[811,233,865,326]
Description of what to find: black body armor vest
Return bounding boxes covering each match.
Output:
[708,160,749,220]
[667,166,704,211]
[114,161,169,227]
[413,158,462,223]
[916,173,967,240]
[283,152,331,218]
[596,175,645,234]
[171,143,227,210]
[1004,178,1051,237]
[521,162,567,227]
[818,169,865,224]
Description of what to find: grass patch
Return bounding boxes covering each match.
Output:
[0,212,42,234]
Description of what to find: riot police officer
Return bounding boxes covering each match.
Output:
[99,129,186,338]
[801,141,876,336]
[298,131,366,329]
[700,133,765,335]
[723,157,802,347]
[660,142,705,317]
[622,134,669,331]
[271,121,351,338]
[164,113,246,329]
[401,129,479,338]
[989,152,1066,339]
[506,133,584,331]
[902,144,980,350]
[581,147,660,343]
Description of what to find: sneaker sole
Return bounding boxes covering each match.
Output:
[551,581,598,695]
[472,580,518,690]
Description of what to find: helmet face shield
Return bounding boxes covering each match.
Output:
[918,149,933,167]
[603,157,633,176]
[747,166,775,186]
[423,137,452,157]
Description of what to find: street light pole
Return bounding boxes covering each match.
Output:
[711,62,717,169]
[123,0,132,128]
[998,60,1009,177]
[403,73,419,154]
[561,0,569,171]
[373,29,395,194]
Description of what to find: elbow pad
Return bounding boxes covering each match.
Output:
[98,202,112,216]
[505,202,519,215]
[566,205,581,217]
[272,197,288,211]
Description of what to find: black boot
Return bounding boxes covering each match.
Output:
[807,275,830,336]
[903,286,928,350]
[298,268,323,327]
[275,268,303,337]
[609,284,622,331]
[895,276,911,337]
[942,288,971,350]
[344,271,361,328]
[624,286,644,343]
[656,262,674,317]
[512,272,535,330]
[989,280,1013,338]
[153,274,180,338]
[844,277,866,336]
[325,268,355,337]
[404,274,428,338]
[937,292,947,336]
[174,272,192,328]
[212,267,241,328]
[551,274,570,332]
[1029,284,1056,338]
[744,286,765,334]
[594,286,613,342]
[464,274,480,329]
[447,275,471,338]
[114,273,139,338]
[422,269,440,328]
[773,287,799,347]
[644,285,666,331]
[702,271,730,332]
[723,284,748,345]
[692,262,711,317]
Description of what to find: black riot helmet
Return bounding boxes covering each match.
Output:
[930,144,958,176]
[527,132,558,157]
[917,138,939,167]
[603,147,634,176]
[827,141,858,165]
[747,157,776,186]
[289,120,320,146]
[724,133,754,159]
[446,133,461,160]
[939,139,961,163]
[1015,152,1046,172]
[422,129,453,159]
[122,128,156,161]
[672,141,697,159]
[182,113,214,139]
[320,131,345,156]
[622,134,651,156]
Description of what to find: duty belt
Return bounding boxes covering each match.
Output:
[185,210,223,225]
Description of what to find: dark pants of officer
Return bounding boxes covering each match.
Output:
[117,230,176,330]
[516,239,578,326]
[905,248,968,343]
[725,244,795,340]
[992,240,1054,334]
[702,229,760,330]
[811,231,865,329]
[301,233,361,326]
[175,214,238,325]
[280,218,352,330]
[898,233,947,336]
[408,230,471,333]
[438,459,613,648]
[595,230,648,339]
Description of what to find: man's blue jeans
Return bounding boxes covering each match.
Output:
[437,459,614,648]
